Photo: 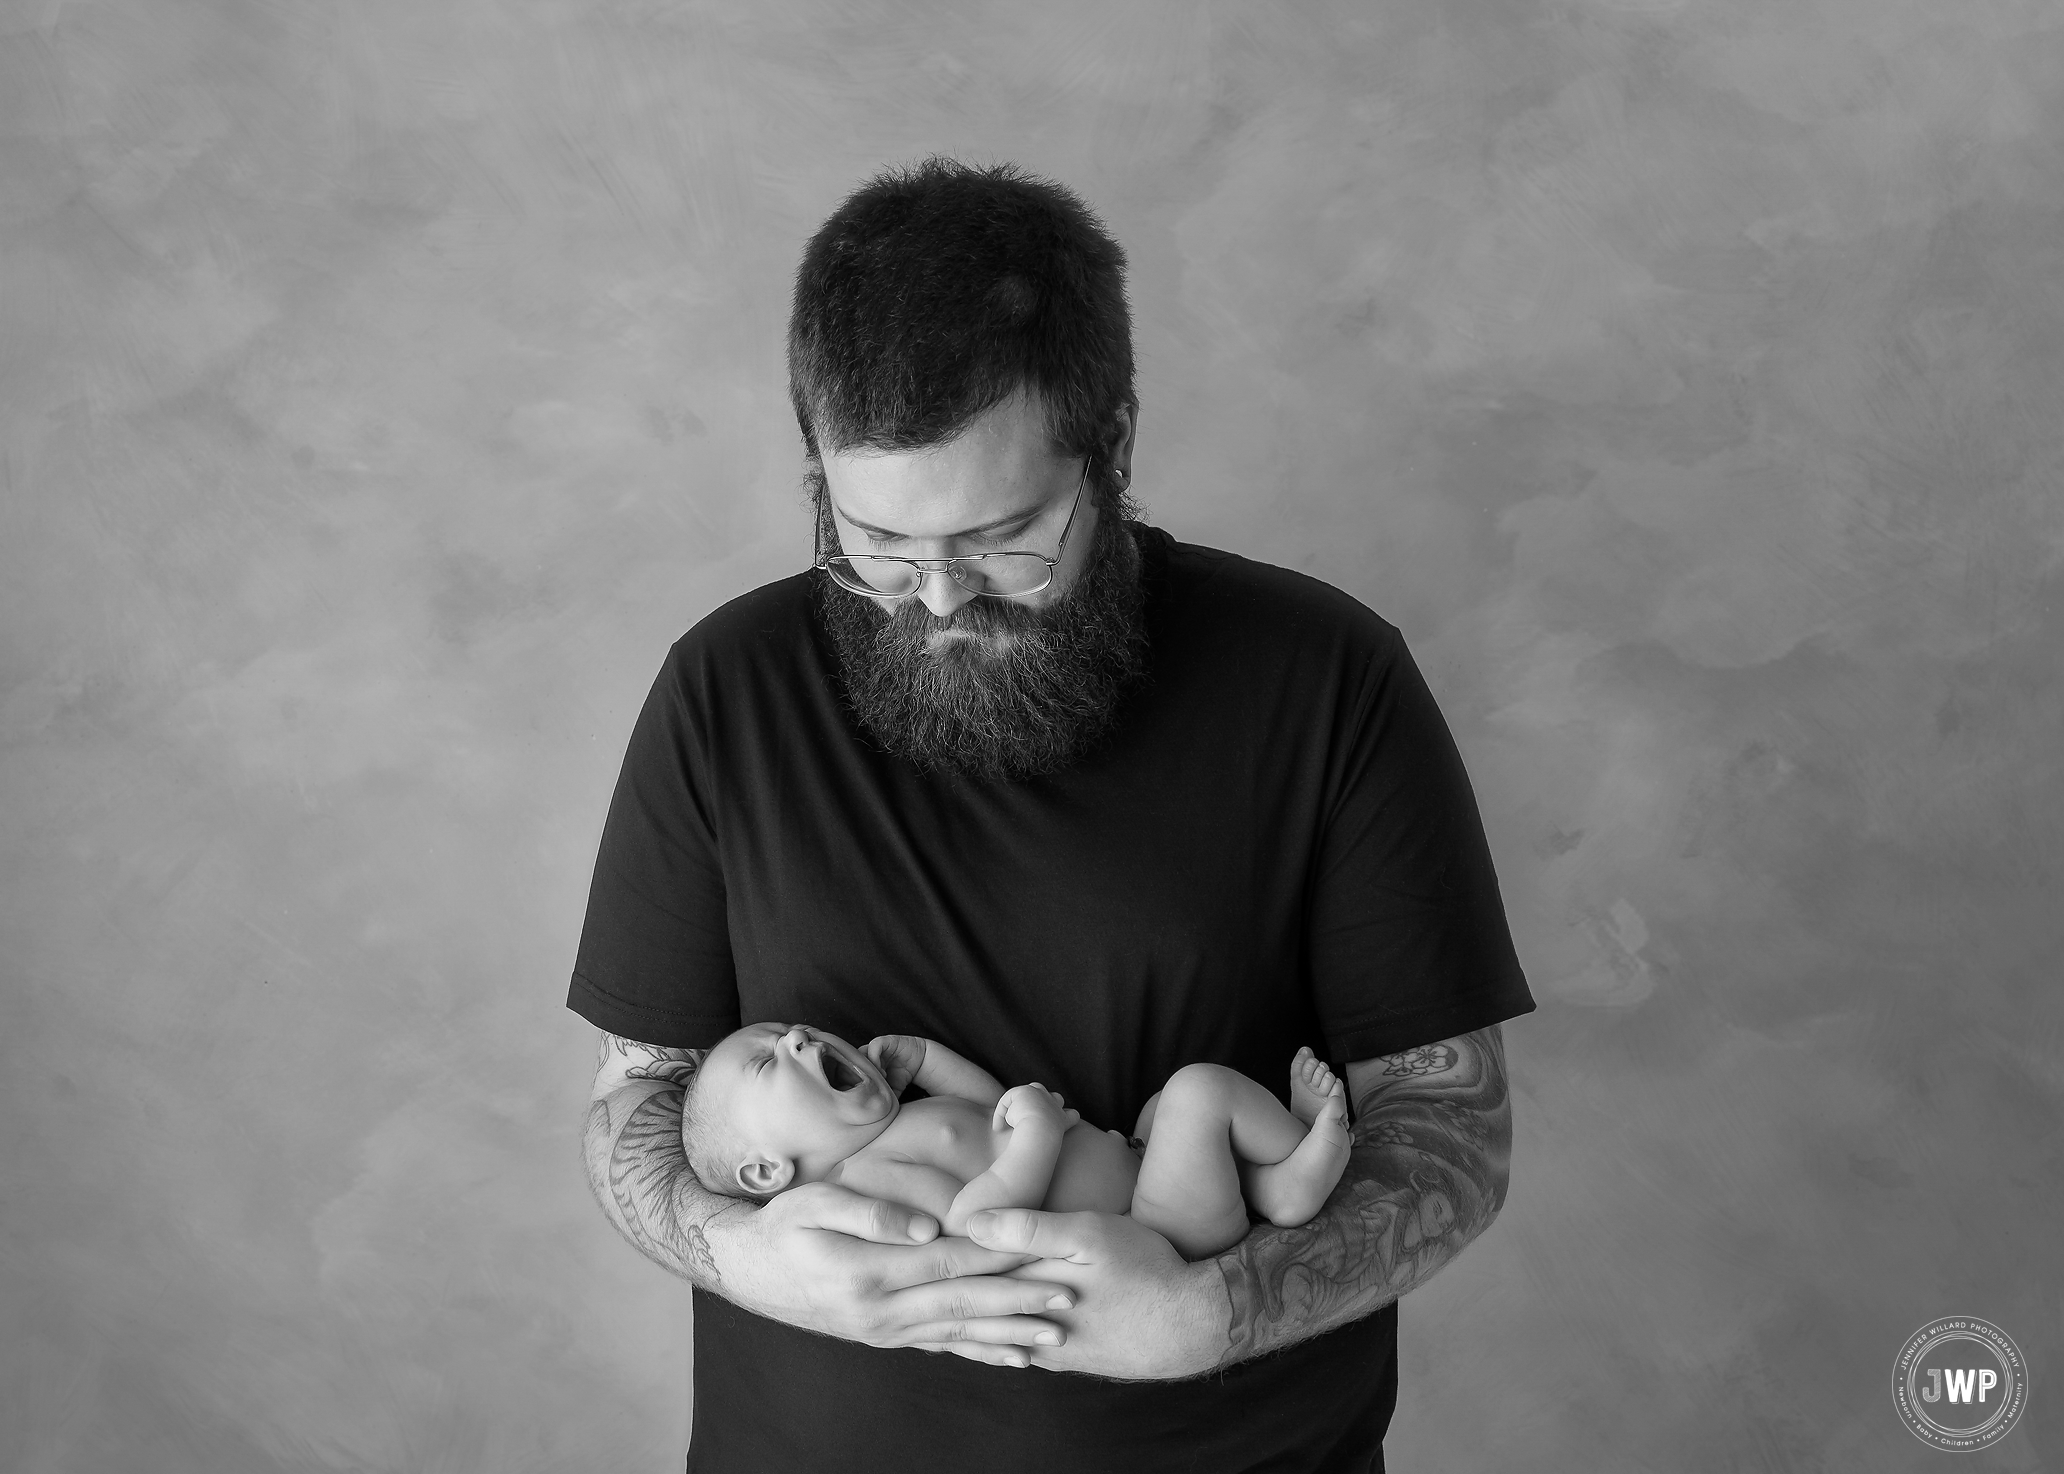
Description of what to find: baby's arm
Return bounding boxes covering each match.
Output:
[943,1084,1069,1235]
[865,1034,1006,1108]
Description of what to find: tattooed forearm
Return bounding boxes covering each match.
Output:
[1213,1025,1513,1367]
[581,1035,739,1288]
[600,1032,703,1088]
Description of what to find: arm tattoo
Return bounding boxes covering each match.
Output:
[599,1032,704,1087]
[581,1037,735,1288]
[1377,1042,1455,1079]
[1213,1026,1512,1368]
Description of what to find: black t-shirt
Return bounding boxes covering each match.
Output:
[568,524,1535,1474]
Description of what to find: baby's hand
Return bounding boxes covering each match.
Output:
[863,1034,927,1094]
[993,1083,1067,1132]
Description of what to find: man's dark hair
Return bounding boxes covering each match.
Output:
[788,157,1137,511]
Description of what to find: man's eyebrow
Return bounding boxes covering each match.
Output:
[832,499,1049,541]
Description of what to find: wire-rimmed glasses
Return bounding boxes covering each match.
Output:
[814,460,1088,601]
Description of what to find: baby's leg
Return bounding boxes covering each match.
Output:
[1238,1048,1351,1229]
[1129,1060,1345,1260]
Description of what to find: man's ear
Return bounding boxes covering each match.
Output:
[736,1155,794,1196]
[1105,402,1139,485]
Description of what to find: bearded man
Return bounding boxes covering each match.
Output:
[571,158,1535,1473]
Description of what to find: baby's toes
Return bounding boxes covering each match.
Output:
[1318,1081,1349,1125]
[1289,1049,1335,1122]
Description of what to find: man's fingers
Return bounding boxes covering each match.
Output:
[880,1277,1074,1328]
[898,1315,1065,1353]
[787,1182,940,1245]
[868,1238,1041,1291]
[914,1340,1034,1370]
[963,1207,1099,1262]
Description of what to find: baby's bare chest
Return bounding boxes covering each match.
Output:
[876,1098,1003,1180]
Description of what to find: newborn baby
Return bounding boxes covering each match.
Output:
[685,1022,1352,1260]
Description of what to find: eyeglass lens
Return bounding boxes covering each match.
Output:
[827,553,1052,598]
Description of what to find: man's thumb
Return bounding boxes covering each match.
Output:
[964,1208,1038,1251]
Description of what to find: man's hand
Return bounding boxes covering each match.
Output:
[965,1209,1226,1380]
[705,1181,1081,1370]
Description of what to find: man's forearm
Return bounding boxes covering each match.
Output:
[581,1040,744,1291]
[1210,1027,1512,1367]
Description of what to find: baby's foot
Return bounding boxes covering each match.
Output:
[1248,1076,1352,1229]
[1289,1046,1340,1126]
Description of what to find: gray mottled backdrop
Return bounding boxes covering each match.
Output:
[3,1,2059,1469]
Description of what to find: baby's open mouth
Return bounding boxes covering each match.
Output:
[821,1051,863,1092]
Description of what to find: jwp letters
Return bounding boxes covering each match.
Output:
[1921,1368,1998,1403]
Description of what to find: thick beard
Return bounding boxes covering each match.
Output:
[816,507,1150,783]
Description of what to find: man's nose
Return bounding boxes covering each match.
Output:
[913,565,980,620]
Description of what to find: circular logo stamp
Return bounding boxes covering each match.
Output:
[1892,1317,2028,1451]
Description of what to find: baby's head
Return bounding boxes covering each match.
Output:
[686,1022,900,1201]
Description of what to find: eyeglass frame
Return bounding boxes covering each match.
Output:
[812,457,1090,602]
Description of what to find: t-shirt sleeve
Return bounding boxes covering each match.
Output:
[1309,631,1535,1063]
[566,644,742,1049]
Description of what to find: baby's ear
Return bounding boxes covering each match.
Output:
[736,1155,794,1196]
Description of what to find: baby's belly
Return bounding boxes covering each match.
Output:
[1041,1123,1141,1215]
